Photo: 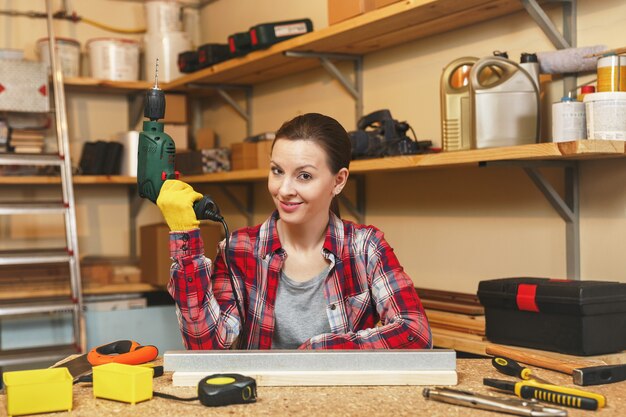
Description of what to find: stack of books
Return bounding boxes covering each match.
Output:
[9,129,46,153]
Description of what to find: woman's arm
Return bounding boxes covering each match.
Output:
[167,230,243,350]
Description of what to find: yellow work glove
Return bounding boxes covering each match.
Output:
[156,180,204,231]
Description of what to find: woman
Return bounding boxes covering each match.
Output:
[157,113,431,350]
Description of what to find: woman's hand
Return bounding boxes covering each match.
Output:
[156,180,204,231]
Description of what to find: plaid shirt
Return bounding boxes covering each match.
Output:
[167,211,432,350]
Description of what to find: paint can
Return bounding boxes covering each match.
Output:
[145,0,182,33]
[583,92,626,140]
[597,55,626,92]
[552,97,586,142]
[143,31,190,82]
[87,38,140,81]
[36,37,81,78]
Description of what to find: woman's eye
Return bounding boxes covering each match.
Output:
[298,172,312,180]
[270,166,282,175]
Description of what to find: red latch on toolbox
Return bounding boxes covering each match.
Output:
[516,284,540,312]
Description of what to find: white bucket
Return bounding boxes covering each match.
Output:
[87,38,141,81]
[143,31,190,82]
[584,92,626,140]
[36,37,81,78]
[0,48,24,60]
[145,0,182,33]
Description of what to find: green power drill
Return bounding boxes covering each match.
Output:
[137,61,221,222]
[136,62,247,346]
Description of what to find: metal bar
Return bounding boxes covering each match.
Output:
[355,55,364,122]
[284,51,362,61]
[285,51,364,124]
[338,175,366,224]
[164,349,456,373]
[46,0,85,352]
[564,163,580,279]
[523,165,580,279]
[0,154,63,166]
[127,93,145,131]
[521,0,571,49]
[128,186,143,261]
[562,0,578,96]
[218,185,254,225]
[214,86,254,136]
[523,167,574,222]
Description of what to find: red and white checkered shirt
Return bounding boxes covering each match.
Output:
[167,211,432,350]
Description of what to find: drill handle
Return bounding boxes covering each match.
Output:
[193,195,223,222]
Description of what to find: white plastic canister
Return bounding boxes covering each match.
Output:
[552,97,586,142]
[143,31,190,82]
[145,0,182,33]
[87,38,140,81]
[36,37,81,78]
[584,92,626,140]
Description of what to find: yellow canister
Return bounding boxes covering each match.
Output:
[3,368,73,417]
[92,363,154,404]
[597,55,626,92]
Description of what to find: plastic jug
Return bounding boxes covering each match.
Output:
[440,57,478,151]
[470,56,540,149]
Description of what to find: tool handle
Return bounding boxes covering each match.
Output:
[87,340,159,366]
[492,356,531,380]
[517,379,605,410]
[518,383,602,411]
[486,344,605,375]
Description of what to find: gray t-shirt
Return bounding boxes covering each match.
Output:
[272,267,331,349]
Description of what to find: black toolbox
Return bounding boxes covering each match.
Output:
[477,277,626,356]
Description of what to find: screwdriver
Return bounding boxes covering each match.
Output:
[492,356,553,385]
[484,377,606,411]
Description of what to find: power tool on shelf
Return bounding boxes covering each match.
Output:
[136,60,247,348]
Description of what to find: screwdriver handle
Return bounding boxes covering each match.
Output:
[492,356,531,380]
[518,379,605,410]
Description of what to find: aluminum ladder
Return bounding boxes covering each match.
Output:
[0,1,85,368]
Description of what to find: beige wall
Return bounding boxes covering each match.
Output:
[2,0,625,293]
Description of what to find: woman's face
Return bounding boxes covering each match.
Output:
[268,138,347,226]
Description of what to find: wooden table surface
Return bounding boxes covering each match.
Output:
[1,358,625,416]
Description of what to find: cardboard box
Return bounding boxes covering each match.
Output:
[175,149,204,175]
[195,127,216,149]
[164,124,188,150]
[374,0,402,8]
[328,0,375,25]
[163,94,187,124]
[140,223,224,287]
[0,60,50,112]
[231,140,273,170]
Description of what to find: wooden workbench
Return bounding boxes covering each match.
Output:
[1,358,624,416]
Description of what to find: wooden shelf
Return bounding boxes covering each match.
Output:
[63,77,153,94]
[2,141,623,185]
[0,175,136,185]
[184,140,626,184]
[164,0,544,91]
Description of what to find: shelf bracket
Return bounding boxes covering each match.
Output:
[483,160,580,279]
[284,51,363,125]
[338,175,366,225]
[127,92,145,131]
[521,0,577,95]
[128,185,143,262]
[187,83,253,137]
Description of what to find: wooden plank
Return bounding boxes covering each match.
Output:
[432,330,489,356]
[416,287,481,305]
[430,322,485,336]
[421,299,485,315]
[64,77,153,94]
[425,309,485,333]
[172,370,457,387]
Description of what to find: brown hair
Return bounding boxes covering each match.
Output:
[272,113,351,217]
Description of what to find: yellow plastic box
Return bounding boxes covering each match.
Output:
[92,363,153,404]
[3,368,73,417]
